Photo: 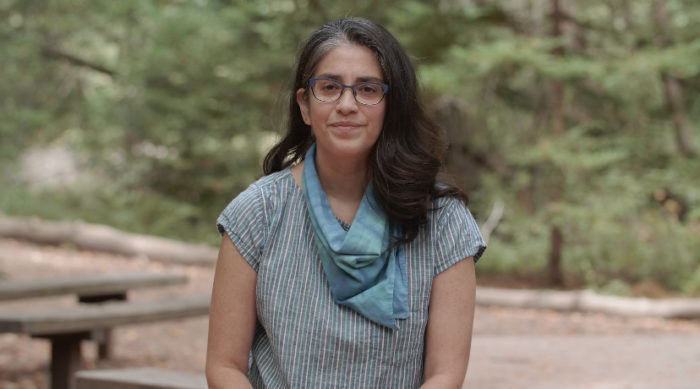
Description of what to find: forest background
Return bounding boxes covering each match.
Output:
[1,0,699,296]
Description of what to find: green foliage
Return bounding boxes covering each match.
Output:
[1,0,699,295]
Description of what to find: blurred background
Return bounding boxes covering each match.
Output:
[1,0,699,297]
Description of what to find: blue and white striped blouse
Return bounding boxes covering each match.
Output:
[217,167,486,388]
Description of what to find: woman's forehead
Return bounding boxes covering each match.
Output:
[313,44,383,81]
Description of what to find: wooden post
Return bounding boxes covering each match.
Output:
[92,327,115,360]
[48,333,88,389]
[79,292,126,359]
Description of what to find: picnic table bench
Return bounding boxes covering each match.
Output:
[0,293,210,389]
[75,368,207,389]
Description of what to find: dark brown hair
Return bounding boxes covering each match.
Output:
[263,17,466,242]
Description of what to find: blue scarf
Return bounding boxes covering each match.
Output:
[302,144,409,329]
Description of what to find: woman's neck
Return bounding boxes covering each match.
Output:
[317,161,367,201]
[314,147,369,223]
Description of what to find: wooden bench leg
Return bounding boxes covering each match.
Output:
[91,328,114,359]
[79,292,126,360]
[44,333,90,389]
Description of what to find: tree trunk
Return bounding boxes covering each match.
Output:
[652,0,695,157]
[550,0,565,135]
[547,0,566,287]
[548,226,564,286]
[662,75,695,157]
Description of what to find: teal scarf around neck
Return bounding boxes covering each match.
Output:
[302,144,409,329]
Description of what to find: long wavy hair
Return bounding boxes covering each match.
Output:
[263,17,466,242]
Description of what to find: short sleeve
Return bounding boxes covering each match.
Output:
[433,198,487,275]
[216,183,267,272]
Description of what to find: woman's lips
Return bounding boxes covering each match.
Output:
[330,122,361,133]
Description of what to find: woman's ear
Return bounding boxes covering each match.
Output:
[296,88,311,125]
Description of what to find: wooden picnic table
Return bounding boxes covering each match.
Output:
[0,272,205,389]
[0,294,210,389]
[0,271,189,358]
[0,272,188,302]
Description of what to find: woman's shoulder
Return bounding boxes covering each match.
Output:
[217,169,297,271]
[216,168,298,251]
[220,168,297,217]
[252,167,296,191]
[235,167,296,199]
[428,195,470,224]
[423,195,486,265]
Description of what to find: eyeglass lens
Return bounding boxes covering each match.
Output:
[311,79,385,105]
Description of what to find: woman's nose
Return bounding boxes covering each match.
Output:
[335,87,359,113]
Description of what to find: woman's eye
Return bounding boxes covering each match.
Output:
[359,85,379,94]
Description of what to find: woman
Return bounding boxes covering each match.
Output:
[206,17,486,388]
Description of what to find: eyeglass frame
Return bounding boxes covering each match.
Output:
[307,77,389,106]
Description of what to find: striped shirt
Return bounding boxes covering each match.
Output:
[217,167,486,388]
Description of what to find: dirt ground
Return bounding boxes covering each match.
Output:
[1,237,699,389]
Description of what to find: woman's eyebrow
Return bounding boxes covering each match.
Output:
[356,76,383,83]
[316,73,383,83]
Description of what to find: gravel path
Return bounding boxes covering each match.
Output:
[1,238,698,389]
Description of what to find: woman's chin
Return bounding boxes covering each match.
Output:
[318,142,373,162]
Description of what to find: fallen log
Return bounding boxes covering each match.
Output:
[0,214,217,266]
[477,287,700,319]
[4,214,699,319]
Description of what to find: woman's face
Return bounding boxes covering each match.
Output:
[297,43,386,163]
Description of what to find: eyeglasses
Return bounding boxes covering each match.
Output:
[307,78,389,106]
